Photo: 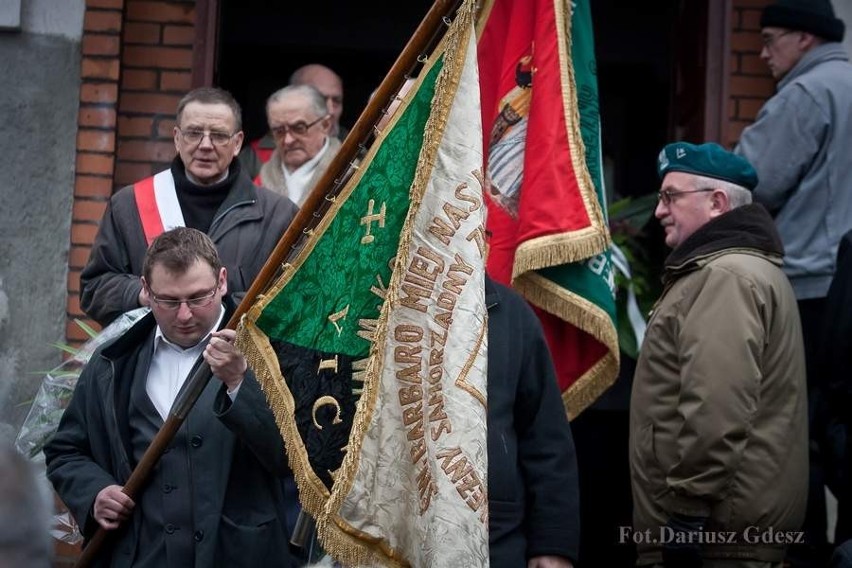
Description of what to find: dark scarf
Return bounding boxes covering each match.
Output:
[170,157,242,233]
[664,203,784,277]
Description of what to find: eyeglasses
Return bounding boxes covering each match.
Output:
[270,116,327,139]
[761,30,795,48]
[658,188,714,205]
[177,127,237,147]
[148,284,220,311]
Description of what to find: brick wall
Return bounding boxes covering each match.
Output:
[115,0,195,188]
[67,0,196,347]
[56,4,126,560]
[67,0,126,345]
[727,0,774,148]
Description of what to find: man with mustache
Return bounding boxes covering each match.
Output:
[631,142,808,568]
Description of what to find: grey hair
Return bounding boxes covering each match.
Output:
[692,174,753,209]
[266,85,328,119]
[176,87,242,131]
[0,442,52,567]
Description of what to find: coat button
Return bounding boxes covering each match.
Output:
[194,530,204,542]
[165,524,177,535]
[163,483,173,493]
[190,435,203,448]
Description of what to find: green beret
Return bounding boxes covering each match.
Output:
[657,142,759,190]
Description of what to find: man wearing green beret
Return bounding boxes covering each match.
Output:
[734,2,852,563]
[629,142,808,568]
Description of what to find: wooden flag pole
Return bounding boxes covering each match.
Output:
[73,0,464,565]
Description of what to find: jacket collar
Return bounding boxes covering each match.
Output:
[263,137,341,206]
[663,203,784,279]
[778,42,849,91]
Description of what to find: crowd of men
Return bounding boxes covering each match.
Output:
[42,59,582,568]
[4,0,851,567]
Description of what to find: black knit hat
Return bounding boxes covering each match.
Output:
[761,0,845,42]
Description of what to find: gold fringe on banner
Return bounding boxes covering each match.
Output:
[514,271,620,419]
[235,320,331,516]
[556,0,609,242]
[512,226,610,281]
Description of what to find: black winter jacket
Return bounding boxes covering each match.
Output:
[45,302,292,568]
[486,277,580,566]
[80,157,298,325]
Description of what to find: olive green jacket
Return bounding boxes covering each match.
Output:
[630,204,808,563]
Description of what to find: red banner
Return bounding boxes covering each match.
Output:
[477,0,618,418]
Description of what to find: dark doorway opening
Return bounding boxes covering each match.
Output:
[217,0,431,143]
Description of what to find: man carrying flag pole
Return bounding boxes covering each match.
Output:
[477,0,619,419]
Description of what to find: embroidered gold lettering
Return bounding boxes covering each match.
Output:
[437,447,487,516]
[454,181,483,211]
[327,304,350,336]
[312,396,343,430]
[395,344,421,364]
[317,355,339,374]
[360,199,387,244]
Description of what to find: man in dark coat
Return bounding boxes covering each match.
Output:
[821,228,852,549]
[80,87,298,326]
[486,276,580,568]
[46,228,291,568]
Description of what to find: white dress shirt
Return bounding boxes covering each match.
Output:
[146,306,226,420]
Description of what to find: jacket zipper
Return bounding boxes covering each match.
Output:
[209,199,257,236]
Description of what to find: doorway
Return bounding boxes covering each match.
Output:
[216,0,432,143]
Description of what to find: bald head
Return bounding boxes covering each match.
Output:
[290,64,344,136]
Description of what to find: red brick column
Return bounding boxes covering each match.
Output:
[114,0,195,187]
[726,0,775,148]
[67,0,197,347]
[67,0,126,345]
[61,4,127,560]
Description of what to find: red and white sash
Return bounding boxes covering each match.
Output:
[133,169,186,246]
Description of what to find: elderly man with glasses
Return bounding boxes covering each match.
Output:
[47,228,293,568]
[733,2,851,563]
[79,87,298,327]
[256,85,341,207]
[630,142,808,568]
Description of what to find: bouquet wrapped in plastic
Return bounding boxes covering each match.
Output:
[15,308,149,546]
[16,308,149,460]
